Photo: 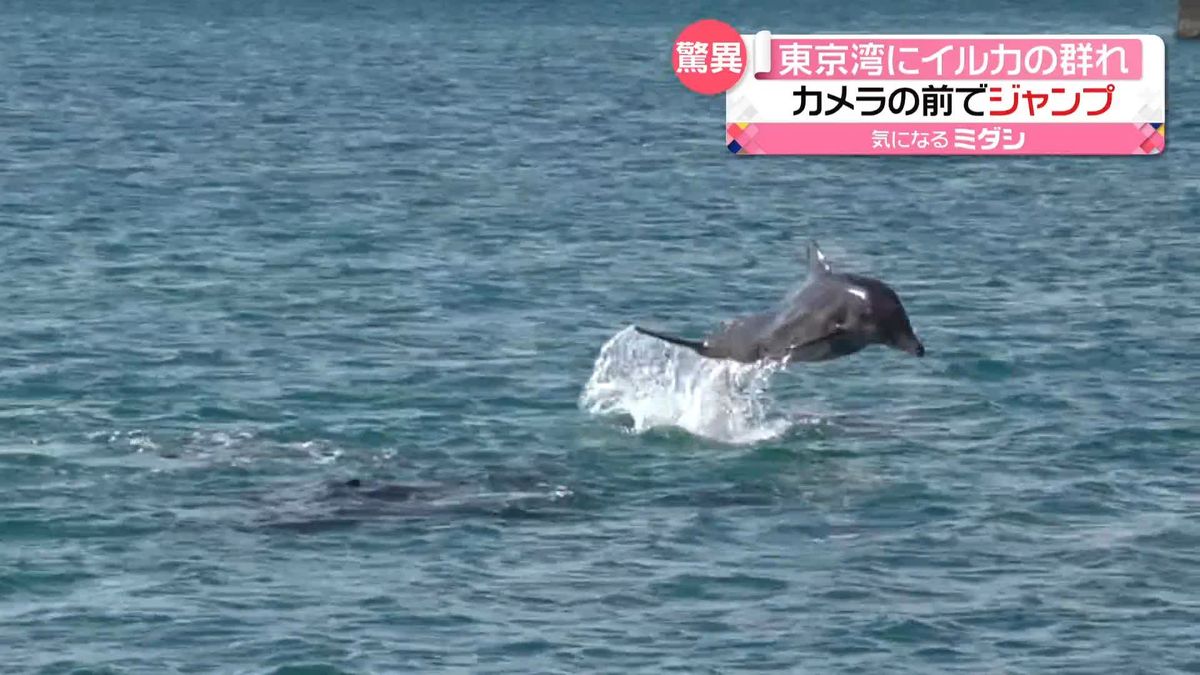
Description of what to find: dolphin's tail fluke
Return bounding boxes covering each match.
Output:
[633,325,710,357]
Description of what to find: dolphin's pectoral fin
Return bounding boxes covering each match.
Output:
[786,323,847,354]
[633,325,710,357]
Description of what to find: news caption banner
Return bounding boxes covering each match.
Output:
[670,20,1166,155]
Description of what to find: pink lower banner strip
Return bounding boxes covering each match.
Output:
[725,122,1165,155]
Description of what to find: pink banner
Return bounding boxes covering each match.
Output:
[756,38,1142,80]
[725,122,1164,155]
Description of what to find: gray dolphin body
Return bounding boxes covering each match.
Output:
[634,241,925,365]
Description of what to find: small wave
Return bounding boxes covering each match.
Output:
[579,325,797,445]
[84,428,358,471]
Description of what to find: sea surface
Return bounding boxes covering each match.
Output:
[2,1,1198,673]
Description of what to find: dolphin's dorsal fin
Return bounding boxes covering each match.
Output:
[808,240,832,277]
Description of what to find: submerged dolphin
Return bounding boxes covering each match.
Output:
[634,241,925,365]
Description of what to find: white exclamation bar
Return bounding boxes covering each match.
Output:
[753,30,773,75]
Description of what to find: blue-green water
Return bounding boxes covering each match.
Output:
[2,1,1199,673]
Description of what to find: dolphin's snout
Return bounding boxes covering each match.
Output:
[887,335,924,358]
[898,336,925,357]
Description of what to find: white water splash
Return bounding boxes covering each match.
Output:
[579,325,796,445]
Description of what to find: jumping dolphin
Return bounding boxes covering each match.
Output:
[634,241,925,365]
